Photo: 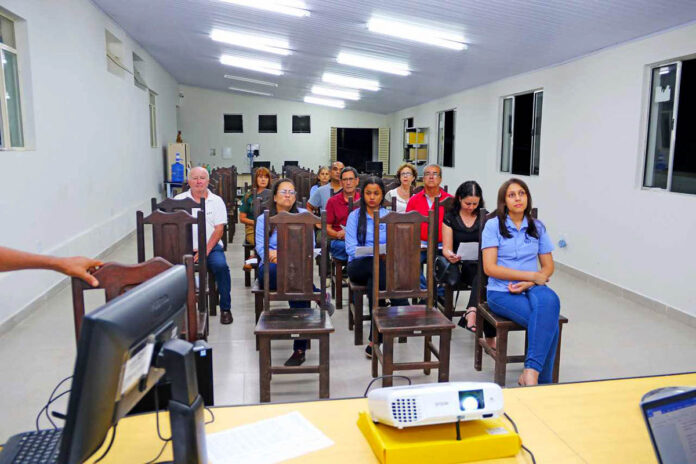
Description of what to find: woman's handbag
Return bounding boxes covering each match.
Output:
[434,255,461,287]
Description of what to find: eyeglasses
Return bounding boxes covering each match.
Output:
[400,172,413,178]
[423,171,441,178]
[507,190,527,200]
[278,189,296,196]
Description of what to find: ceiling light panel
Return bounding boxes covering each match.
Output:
[228,86,273,96]
[211,29,291,55]
[224,75,278,87]
[337,52,410,76]
[367,17,467,51]
[311,85,360,100]
[220,55,283,75]
[322,73,380,91]
[304,96,345,108]
[219,0,310,17]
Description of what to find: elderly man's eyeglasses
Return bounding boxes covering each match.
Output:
[278,189,296,196]
[423,171,441,178]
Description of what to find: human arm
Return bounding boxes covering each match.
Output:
[239,212,254,226]
[441,222,460,263]
[507,254,553,293]
[0,246,103,287]
[482,248,549,285]
[344,211,357,260]
[239,195,255,226]
[325,199,345,239]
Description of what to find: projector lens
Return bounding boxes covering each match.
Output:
[459,390,484,411]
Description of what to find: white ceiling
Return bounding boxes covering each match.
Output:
[93,0,696,114]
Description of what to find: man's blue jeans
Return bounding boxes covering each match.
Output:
[258,263,310,351]
[330,239,348,261]
[487,286,561,384]
[207,244,231,311]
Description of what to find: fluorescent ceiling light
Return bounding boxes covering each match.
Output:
[224,75,278,87]
[337,52,410,76]
[228,86,273,96]
[322,72,380,91]
[219,0,310,17]
[311,85,360,100]
[367,17,467,51]
[220,55,283,76]
[211,29,291,55]
[304,96,345,108]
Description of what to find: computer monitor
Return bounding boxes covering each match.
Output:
[57,266,206,463]
[641,386,696,464]
[253,161,271,169]
[365,161,383,176]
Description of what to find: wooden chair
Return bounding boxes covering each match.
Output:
[346,197,398,345]
[136,209,210,324]
[370,210,456,387]
[71,256,200,342]
[254,210,334,402]
[474,208,569,386]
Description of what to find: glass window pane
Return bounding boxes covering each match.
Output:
[0,16,15,49]
[3,50,23,147]
[671,58,696,194]
[644,64,677,189]
[501,98,513,172]
[531,92,543,175]
[437,111,445,165]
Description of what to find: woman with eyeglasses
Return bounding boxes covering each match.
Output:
[441,181,496,347]
[255,178,314,367]
[345,177,409,358]
[384,163,417,212]
[239,167,271,246]
[310,166,330,197]
[481,178,559,386]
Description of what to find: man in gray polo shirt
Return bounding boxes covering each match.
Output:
[307,161,344,213]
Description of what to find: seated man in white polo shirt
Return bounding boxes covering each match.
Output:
[175,167,233,324]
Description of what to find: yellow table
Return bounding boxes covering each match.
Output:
[84,372,696,463]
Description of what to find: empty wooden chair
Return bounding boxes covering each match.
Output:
[254,210,334,402]
[474,208,569,386]
[71,256,200,342]
[370,210,456,387]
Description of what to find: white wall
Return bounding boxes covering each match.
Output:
[178,85,390,172]
[390,23,696,316]
[0,0,178,326]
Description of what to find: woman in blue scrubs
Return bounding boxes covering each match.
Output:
[481,178,560,386]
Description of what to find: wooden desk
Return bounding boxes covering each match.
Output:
[80,372,694,463]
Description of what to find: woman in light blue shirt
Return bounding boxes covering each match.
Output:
[346,177,408,358]
[481,178,560,386]
[255,178,313,368]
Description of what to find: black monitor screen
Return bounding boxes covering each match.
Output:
[259,115,277,133]
[292,115,310,133]
[224,114,243,133]
[58,267,187,463]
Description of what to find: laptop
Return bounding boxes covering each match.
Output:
[640,386,696,464]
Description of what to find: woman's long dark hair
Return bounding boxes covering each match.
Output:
[268,178,299,235]
[495,178,538,239]
[450,181,484,217]
[357,177,385,246]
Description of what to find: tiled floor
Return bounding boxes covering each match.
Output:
[2,227,696,443]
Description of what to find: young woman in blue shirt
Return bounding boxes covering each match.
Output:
[345,177,408,358]
[481,178,560,386]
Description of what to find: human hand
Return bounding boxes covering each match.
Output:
[532,272,549,285]
[445,251,461,263]
[57,256,103,287]
[193,251,199,263]
[337,229,346,239]
[269,250,277,263]
[508,281,534,294]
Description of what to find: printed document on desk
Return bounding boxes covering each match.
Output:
[206,411,334,464]
[456,242,479,261]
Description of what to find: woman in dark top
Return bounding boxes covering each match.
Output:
[441,181,496,347]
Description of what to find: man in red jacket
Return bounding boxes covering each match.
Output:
[406,164,452,299]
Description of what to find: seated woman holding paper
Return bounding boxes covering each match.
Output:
[481,178,559,386]
[442,181,496,345]
[345,177,409,359]
[255,178,315,367]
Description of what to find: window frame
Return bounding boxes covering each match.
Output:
[436,109,455,168]
[292,115,310,134]
[499,89,543,176]
[258,114,277,133]
[148,90,157,148]
[0,13,24,149]
[224,114,244,134]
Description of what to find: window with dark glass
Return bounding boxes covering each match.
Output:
[224,114,243,133]
[292,115,310,133]
[258,115,277,133]
[500,90,543,176]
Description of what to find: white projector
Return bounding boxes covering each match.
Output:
[367,382,504,428]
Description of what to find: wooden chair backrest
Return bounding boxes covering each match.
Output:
[262,210,327,310]
[476,207,538,305]
[372,210,435,305]
[70,257,197,342]
[136,209,205,266]
[151,196,204,214]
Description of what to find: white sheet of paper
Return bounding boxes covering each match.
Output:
[355,244,385,257]
[245,258,258,265]
[313,248,321,257]
[456,242,479,260]
[206,411,334,464]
